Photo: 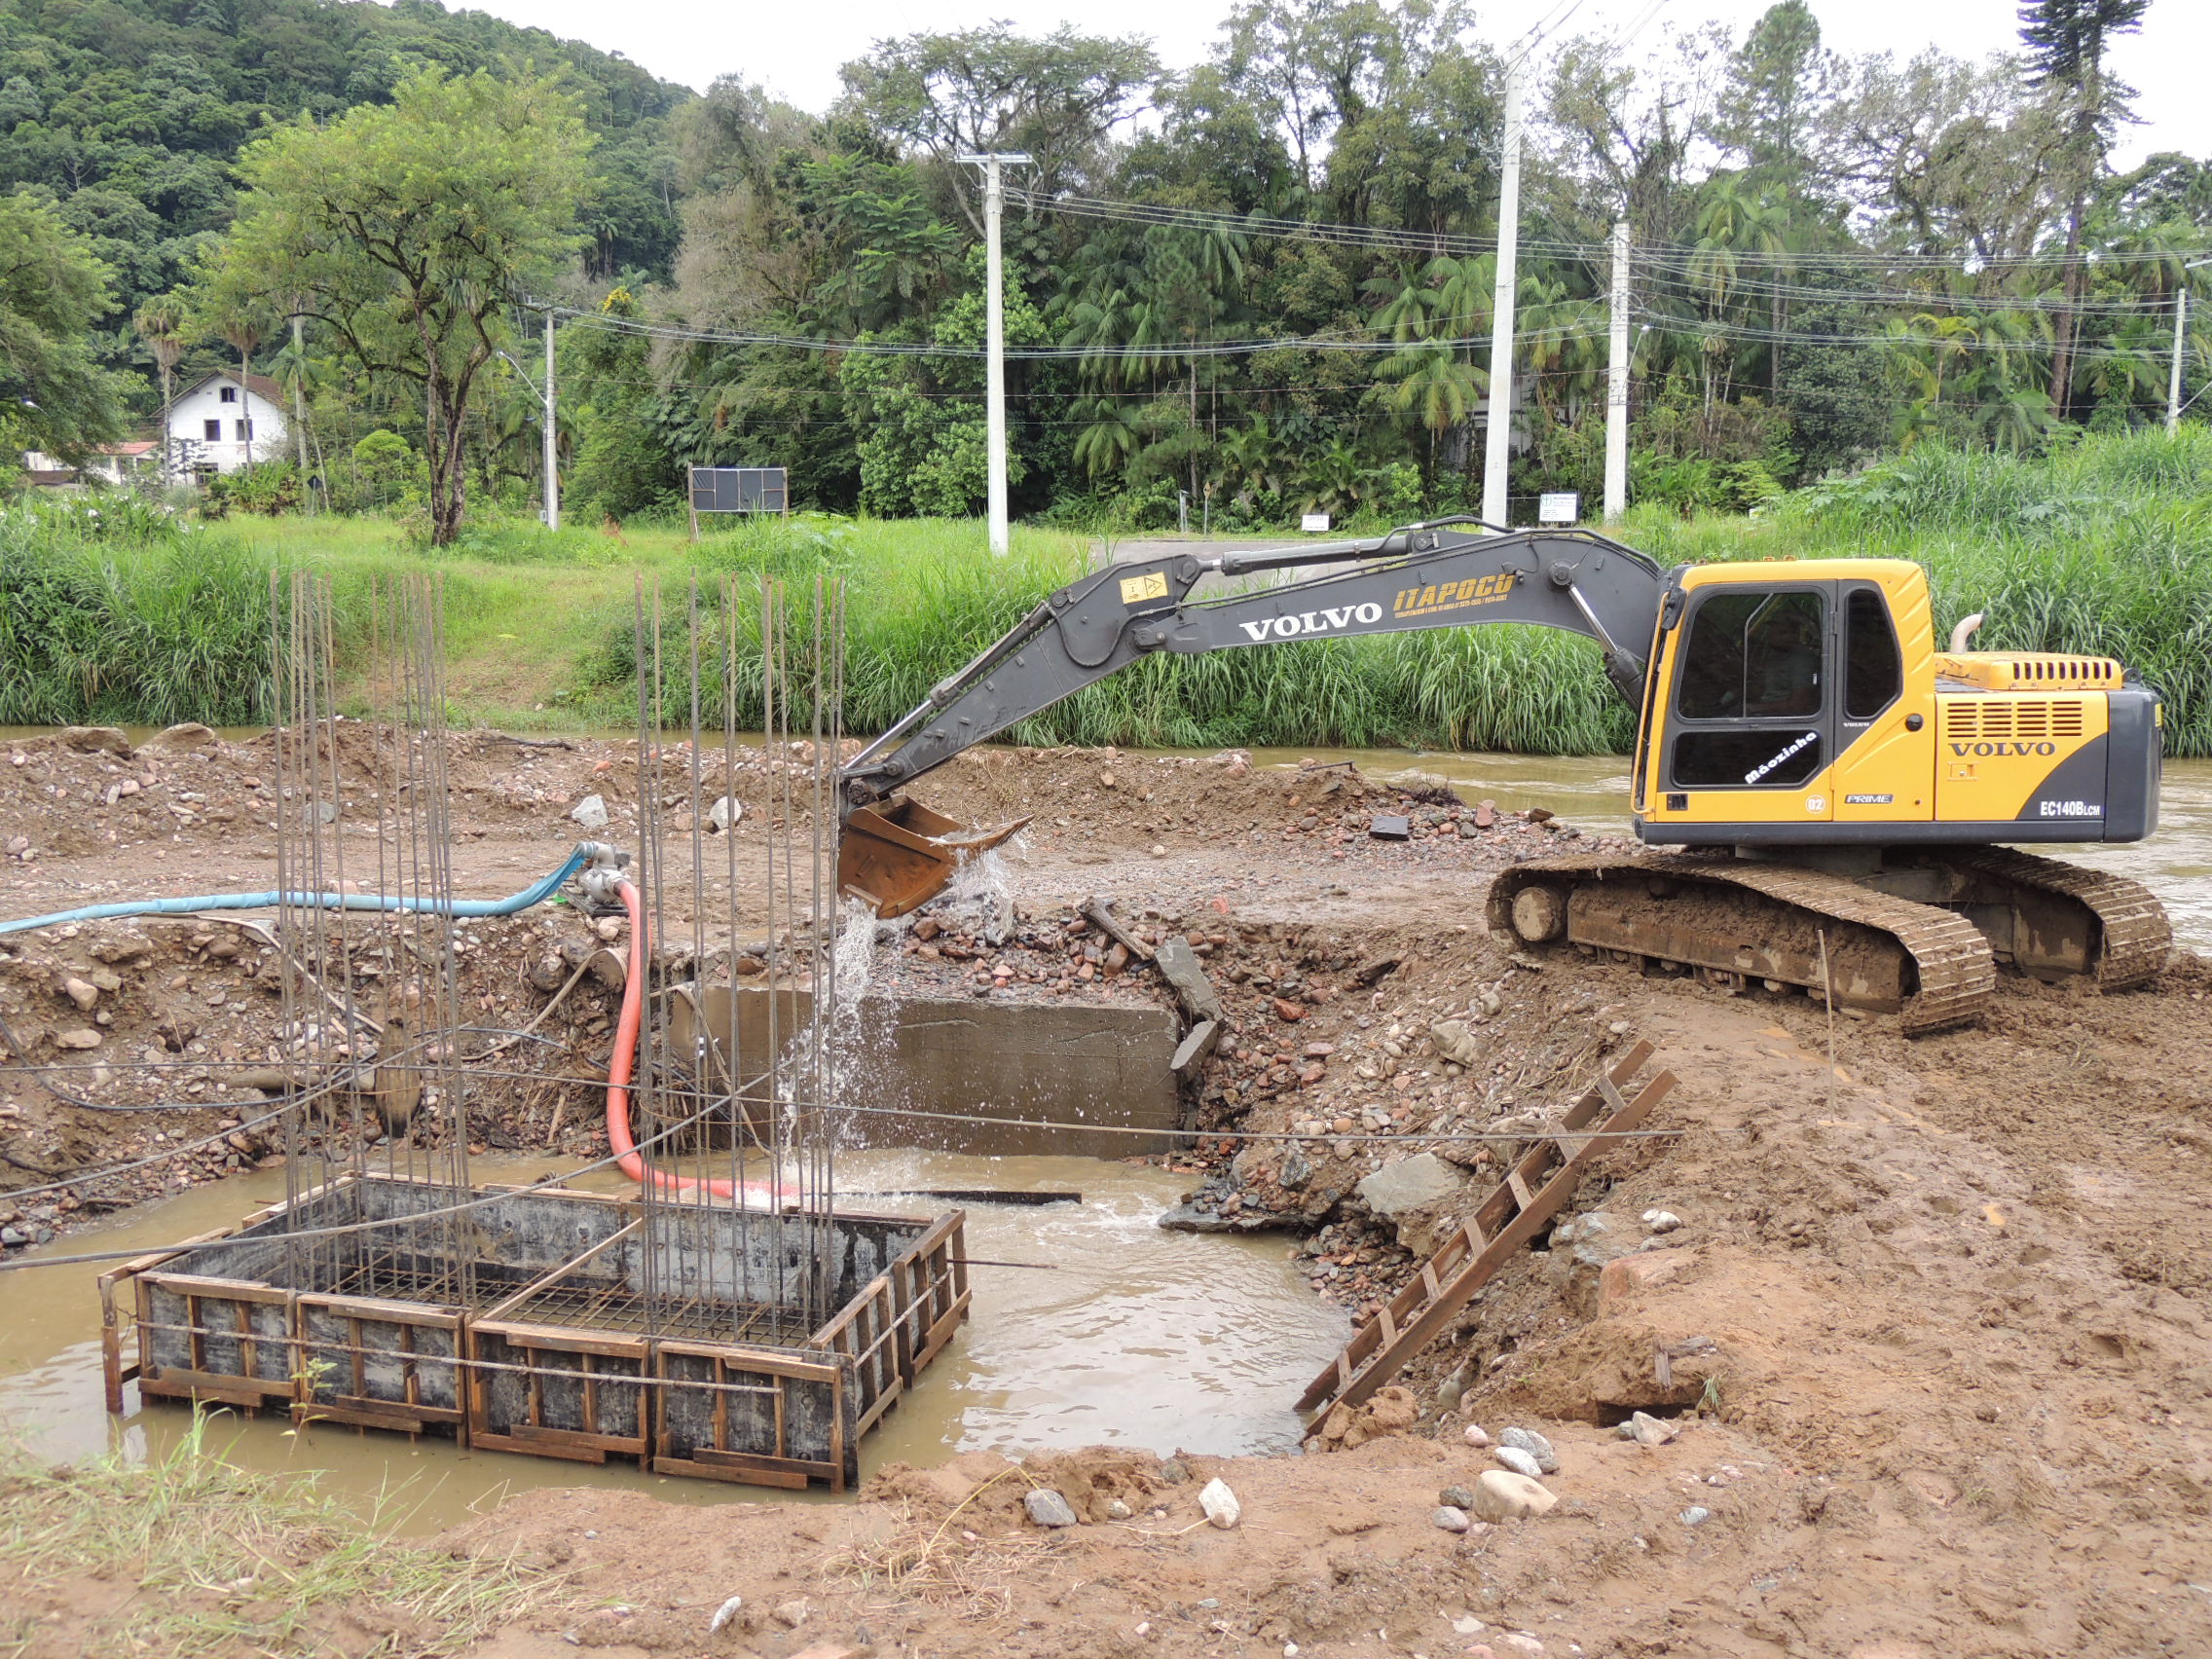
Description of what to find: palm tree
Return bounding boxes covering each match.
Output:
[133,295,186,468]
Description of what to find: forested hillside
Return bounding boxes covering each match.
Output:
[4,0,2209,535]
[0,0,686,392]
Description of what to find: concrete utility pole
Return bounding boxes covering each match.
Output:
[1481,62,1525,530]
[542,309,561,532]
[957,151,1032,556]
[1604,220,1631,522]
[2170,259,2212,436]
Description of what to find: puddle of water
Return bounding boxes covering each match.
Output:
[0,1152,1345,1534]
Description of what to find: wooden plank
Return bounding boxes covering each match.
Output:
[303,1399,438,1433]
[1505,1170,1535,1212]
[656,1341,842,1384]
[473,1320,649,1362]
[139,1368,290,1407]
[662,1449,827,1487]
[296,1293,465,1329]
[142,1272,290,1306]
[470,1431,608,1464]
[912,1291,973,1371]
[506,1420,642,1455]
[1297,1066,1675,1417]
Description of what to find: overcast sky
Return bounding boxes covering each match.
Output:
[469,0,2207,171]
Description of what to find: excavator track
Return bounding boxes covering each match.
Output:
[1488,854,1999,1035]
[1935,846,2171,991]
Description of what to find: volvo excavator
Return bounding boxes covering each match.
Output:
[832,519,2169,1032]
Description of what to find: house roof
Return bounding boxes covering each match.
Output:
[175,370,287,406]
[98,441,160,456]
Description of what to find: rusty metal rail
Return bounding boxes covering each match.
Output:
[1296,1040,1677,1423]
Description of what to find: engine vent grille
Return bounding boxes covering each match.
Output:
[1942,700,2087,741]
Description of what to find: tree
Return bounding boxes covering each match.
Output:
[201,69,593,543]
[0,194,128,460]
[133,292,186,426]
[838,25,1160,233]
[1716,2,1837,186]
[2018,0,2152,417]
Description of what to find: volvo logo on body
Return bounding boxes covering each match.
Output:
[1237,603,1384,643]
[1948,740,2058,756]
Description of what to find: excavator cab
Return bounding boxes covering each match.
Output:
[836,795,1030,918]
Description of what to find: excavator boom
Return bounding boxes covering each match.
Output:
[836,522,1664,913]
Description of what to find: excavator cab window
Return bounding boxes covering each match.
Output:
[1843,587,1901,720]
[1669,588,1827,790]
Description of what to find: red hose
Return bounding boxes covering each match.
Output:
[605,878,787,1203]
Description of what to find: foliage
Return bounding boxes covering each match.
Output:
[0,1413,571,1657]
[0,194,129,458]
[199,69,594,544]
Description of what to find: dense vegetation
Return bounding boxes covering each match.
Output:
[5,0,2208,536]
[9,431,2211,759]
[0,0,685,431]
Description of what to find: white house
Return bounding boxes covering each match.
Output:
[165,371,289,477]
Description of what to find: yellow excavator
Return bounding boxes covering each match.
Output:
[834,520,2168,1031]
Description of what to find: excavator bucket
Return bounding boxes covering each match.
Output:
[837,795,1031,918]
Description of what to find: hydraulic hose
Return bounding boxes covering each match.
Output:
[0,843,610,937]
[603,877,790,1205]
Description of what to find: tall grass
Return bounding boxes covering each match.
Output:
[0,506,276,725]
[8,428,2209,754]
[0,1413,571,1656]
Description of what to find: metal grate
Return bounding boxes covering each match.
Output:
[1942,699,2087,740]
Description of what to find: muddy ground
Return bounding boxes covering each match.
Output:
[2,724,2210,1658]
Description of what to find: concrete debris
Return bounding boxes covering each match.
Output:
[61,977,98,1011]
[59,725,133,758]
[1499,1426,1560,1474]
[570,793,609,831]
[1642,1208,1683,1233]
[1433,1505,1472,1533]
[707,794,742,832]
[1493,1445,1545,1480]
[1355,1152,1467,1219]
[1469,1470,1557,1521]
[1024,1489,1079,1528]
[1369,814,1411,840]
[1620,1411,1678,1446]
[1199,1477,1241,1529]
[54,1028,101,1050]
[1154,933,1225,1025]
[1428,1017,1482,1067]
[145,722,217,752]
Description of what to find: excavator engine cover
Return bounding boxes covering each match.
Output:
[838,795,1030,918]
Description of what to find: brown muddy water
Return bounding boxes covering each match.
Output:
[0,1152,1346,1534]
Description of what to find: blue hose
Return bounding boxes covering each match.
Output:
[0,843,596,938]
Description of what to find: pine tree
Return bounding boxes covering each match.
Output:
[2018,0,2152,419]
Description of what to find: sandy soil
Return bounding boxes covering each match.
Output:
[3,723,2210,1658]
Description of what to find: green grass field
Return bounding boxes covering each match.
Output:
[6,429,2211,756]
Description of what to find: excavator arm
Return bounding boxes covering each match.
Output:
[837,519,1667,914]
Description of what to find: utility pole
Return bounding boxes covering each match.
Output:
[957,151,1031,556]
[1604,220,1630,522]
[2170,259,2211,436]
[1481,62,1524,530]
[542,308,560,532]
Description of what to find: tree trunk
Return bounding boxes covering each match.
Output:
[2049,193,2084,421]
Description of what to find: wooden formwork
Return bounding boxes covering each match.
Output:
[102,1175,970,1491]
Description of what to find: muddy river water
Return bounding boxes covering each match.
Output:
[0,1152,1346,1533]
[2,736,2207,1531]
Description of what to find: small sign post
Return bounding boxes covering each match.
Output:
[1300,511,1332,534]
[1537,492,1579,526]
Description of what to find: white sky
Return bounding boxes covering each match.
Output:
[466,0,2207,171]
